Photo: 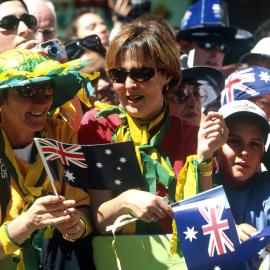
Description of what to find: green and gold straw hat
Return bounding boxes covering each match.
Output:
[0,49,96,110]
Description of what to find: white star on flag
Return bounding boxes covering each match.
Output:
[105,149,112,155]
[119,157,127,163]
[183,226,198,242]
[259,71,270,83]
[258,248,268,259]
[114,179,122,185]
[96,162,103,168]
[214,266,221,270]
[65,169,76,183]
[117,166,121,170]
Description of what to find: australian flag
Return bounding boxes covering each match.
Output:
[34,138,145,190]
[172,186,270,270]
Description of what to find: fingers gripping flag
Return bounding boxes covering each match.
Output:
[172,186,270,270]
[34,138,145,190]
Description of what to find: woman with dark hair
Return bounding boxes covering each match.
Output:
[0,0,39,53]
[78,22,227,236]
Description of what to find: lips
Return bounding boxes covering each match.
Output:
[126,95,144,103]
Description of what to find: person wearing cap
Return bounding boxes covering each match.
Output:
[221,66,270,120]
[168,54,225,125]
[240,37,270,69]
[177,0,252,72]
[197,99,270,269]
[0,49,94,269]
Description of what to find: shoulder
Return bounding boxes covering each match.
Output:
[42,118,76,144]
[78,109,121,145]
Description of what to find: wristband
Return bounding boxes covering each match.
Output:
[0,222,22,254]
[198,158,213,177]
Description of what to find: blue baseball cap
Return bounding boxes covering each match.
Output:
[177,0,252,42]
[221,66,270,106]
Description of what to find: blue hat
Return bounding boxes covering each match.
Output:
[177,0,252,42]
[221,66,270,106]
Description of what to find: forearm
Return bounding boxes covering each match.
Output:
[90,191,127,234]
[0,213,34,260]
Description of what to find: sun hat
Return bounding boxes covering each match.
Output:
[221,66,270,106]
[177,0,252,42]
[0,49,96,110]
[179,54,225,108]
[219,99,270,138]
[240,37,270,64]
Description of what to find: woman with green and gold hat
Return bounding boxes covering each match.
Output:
[0,48,94,269]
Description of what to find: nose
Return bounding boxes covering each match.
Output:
[124,76,137,89]
[34,30,45,43]
[240,148,249,159]
[17,20,33,37]
[32,91,52,104]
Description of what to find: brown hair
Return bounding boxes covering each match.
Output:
[105,22,181,95]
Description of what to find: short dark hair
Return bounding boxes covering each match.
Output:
[68,7,105,38]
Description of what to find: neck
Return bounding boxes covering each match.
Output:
[1,119,34,149]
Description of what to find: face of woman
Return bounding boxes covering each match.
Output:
[0,1,35,53]
[1,86,53,144]
[168,83,202,125]
[111,51,171,120]
[218,120,264,189]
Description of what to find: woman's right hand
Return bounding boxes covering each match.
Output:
[22,195,77,234]
[16,39,39,50]
[119,189,172,222]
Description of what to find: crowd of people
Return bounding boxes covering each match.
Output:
[0,0,270,269]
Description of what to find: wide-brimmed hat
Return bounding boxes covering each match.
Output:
[177,0,252,42]
[0,49,96,110]
[221,66,270,106]
[180,54,225,108]
[219,99,270,139]
[240,37,270,64]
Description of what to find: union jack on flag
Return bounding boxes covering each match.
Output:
[199,204,235,257]
[221,66,270,106]
[37,138,88,168]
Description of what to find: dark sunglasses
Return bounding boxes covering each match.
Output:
[0,14,37,30]
[173,88,205,104]
[108,67,157,83]
[65,34,106,60]
[197,41,227,53]
[15,82,54,98]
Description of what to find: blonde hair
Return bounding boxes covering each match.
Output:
[105,22,181,95]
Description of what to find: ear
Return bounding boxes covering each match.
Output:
[178,40,192,54]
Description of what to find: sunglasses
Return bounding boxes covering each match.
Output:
[0,14,37,31]
[15,82,54,98]
[172,88,205,104]
[108,67,157,83]
[197,41,227,53]
[65,34,106,60]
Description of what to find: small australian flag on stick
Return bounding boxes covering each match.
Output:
[34,138,145,191]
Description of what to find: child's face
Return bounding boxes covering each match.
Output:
[219,119,264,189]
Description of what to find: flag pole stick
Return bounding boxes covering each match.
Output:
[34,138,59,196]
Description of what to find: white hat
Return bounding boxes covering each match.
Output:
[219,100,270,138]
[240,37,270,63]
